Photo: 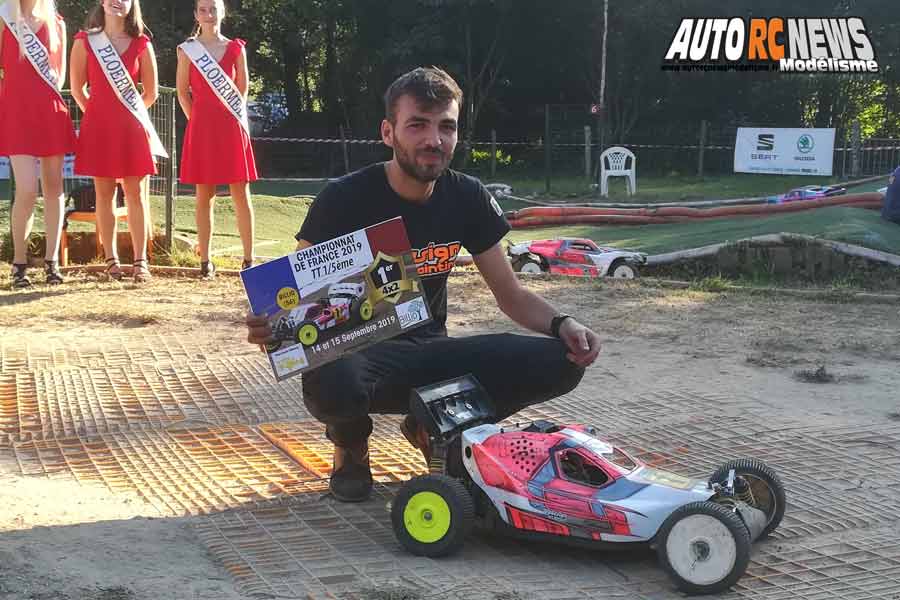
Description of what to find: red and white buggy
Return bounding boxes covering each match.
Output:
[266,282,373,350]
[391,376,786,595]
[507,238,647,278]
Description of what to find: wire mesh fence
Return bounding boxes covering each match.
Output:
[244,107,899,188]
[859,138,900,178]
[247,131,896,187]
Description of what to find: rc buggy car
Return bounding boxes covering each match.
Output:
[507,238,647,278]
[266,282,373,351]
[768,184,846,203]
[391,375,786,595]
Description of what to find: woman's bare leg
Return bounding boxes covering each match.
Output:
[195,184,217,262]
[9,155,39,265]
[39,155,66,262]
[229,182,254,264]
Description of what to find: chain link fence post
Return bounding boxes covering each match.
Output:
[584,125,592,180]
[544,104,551,193]
[490,129,497,179]
[851,120,861,178]
[165,90,177,252]
[697,120,707,178]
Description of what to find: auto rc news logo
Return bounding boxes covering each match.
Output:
[661,18,879,73]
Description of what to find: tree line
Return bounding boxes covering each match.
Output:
[58,0,899,142]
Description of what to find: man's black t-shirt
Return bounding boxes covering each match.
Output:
[882,166,900,223]
[296,163,510,333]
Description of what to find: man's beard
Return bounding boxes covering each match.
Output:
[394,140,453,183]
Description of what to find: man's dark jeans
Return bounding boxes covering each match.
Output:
[301,332,586,447]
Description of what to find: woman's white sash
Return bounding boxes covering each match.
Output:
[179,38,250,135]
[0,1,63,100]
[86,30,167,158]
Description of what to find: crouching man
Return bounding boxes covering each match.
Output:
[247,67,600,501]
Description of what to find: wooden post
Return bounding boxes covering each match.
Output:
[697,120,708,178]
[544,104,551,193]
[584,126,592,179]
[490,129,497,179]
[850,120,861,177]
[339,125,350,174]
[840,130,849,179]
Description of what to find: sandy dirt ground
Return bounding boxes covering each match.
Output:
[0,269,898,599]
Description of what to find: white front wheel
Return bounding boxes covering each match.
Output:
[513,257,544,274]
[657,502,751,595]
[610,263,636,279]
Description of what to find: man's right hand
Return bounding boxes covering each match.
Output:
[246,312,273,346]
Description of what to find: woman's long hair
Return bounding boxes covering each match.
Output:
[83,0,149,39]
[11,0,60,55]
[190,0,226,39]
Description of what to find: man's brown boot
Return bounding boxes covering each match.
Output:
[330,441,373,502]
[400,414,432,465]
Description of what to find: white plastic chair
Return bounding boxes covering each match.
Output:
[599,146,636,196]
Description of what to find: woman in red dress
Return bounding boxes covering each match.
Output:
[0,0,76,288]
[176,0,257,279]
[69,0,158,282]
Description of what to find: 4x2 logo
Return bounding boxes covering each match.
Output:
[364,252,418,304]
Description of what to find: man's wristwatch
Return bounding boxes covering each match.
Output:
[550,314,573,338]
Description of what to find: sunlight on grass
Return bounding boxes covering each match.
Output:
[502,206,900,255]
[1,174,892,265]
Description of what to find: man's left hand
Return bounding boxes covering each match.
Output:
[558,318,601,367]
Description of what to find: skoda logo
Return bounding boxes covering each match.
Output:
[797,134,814,154]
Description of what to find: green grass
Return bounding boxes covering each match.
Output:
[0,190,311,261]
[491,173,881,206]
[502,206,900,255]
[1,174,892,263]
[147,192,310,258]
[238,179,328,198]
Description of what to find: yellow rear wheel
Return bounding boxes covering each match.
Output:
[359,299,374,321]
[390,474,473,557]
[296,323,319,346]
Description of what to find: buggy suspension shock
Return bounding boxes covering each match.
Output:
[428,456,446,475]
[733,476,756,506]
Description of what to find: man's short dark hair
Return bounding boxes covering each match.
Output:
[384,67,463,123]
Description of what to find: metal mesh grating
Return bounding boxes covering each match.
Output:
[0,334,257,372]
[257,403,610,486]
[0,358,306,443]
[195,488,900,599]
[0,371,40,443]
[604,416,900,538]
[729,527,900,599]
[6,425,323,516]
[260,417,427,483]
[3,334,899,600]
[195,489,677,599]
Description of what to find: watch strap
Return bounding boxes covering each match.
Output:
[550,314,572,338]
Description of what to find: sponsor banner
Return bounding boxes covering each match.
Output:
[734,127,835,176]
[240,217,432,381]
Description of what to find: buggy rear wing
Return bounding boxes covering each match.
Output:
[409,375,496,442]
